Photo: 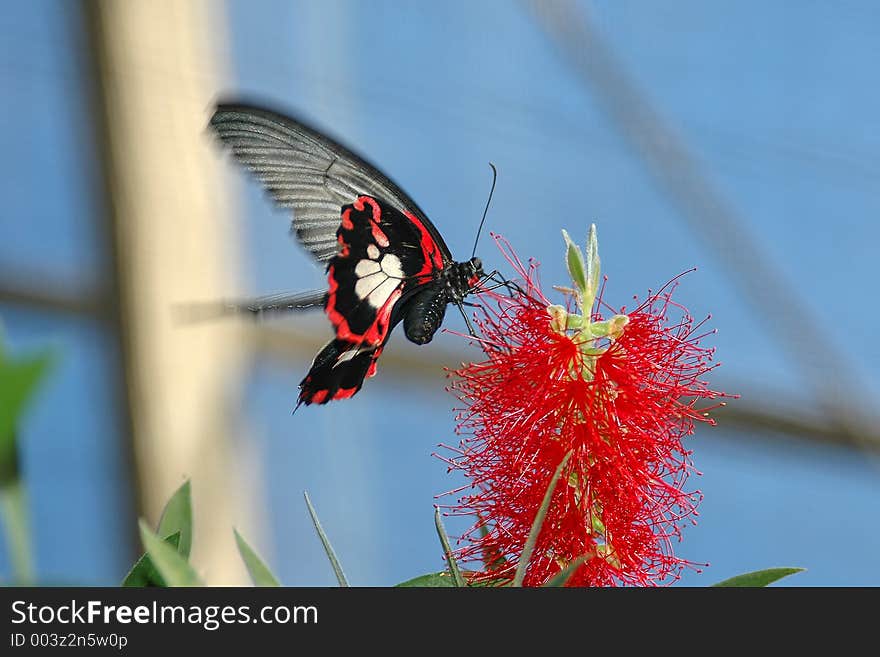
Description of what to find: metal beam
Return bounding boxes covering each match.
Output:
[0,279,106,319]
[4,275,875,454]
[83,0,254,584]
[246,323,880,452]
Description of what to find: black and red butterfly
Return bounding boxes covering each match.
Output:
[209,101,492,407]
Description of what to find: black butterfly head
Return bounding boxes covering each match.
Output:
[468,256,484,289]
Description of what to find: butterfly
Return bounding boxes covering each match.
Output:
[209,101,491,407]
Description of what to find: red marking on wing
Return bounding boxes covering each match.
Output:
[366,346,383,378]
[325,265,403,346]
[354,196,390,247]
[354,195,381,221]
[333,387,358,400]
[337,233,350,258]
[340,207,354,231]
[307,386,357,404]
[372,288,401,342]
[372,225,390,247]
[324,266,350,339]
[403,209,445,283]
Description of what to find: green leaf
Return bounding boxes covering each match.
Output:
[513,450,573,587]
[233,528,281,587]
[123,481,193,586]
[711,567,804,587]
[543,555,591,587]
[0,480,34,583]
[303,491,349,587]
[562,229,587,300]
[138,520,202,586]
[0,347,54,486]
[395,572,457,587]
[434,507,466,587]
[0,431,18,488]
[157,480,192,559]
[122,531,181,587]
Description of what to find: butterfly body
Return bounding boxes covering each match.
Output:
[209,102,484,406]
[402,256,482,345]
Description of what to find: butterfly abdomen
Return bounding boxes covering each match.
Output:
[403,283,449,345]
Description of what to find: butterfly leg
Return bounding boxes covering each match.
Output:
[456,303,478,337]
[468,269,503,294]
[476,280,514,294]
[474,270,527,298]
[493,276,527,298]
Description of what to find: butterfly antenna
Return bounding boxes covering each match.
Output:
[471,162,497,259]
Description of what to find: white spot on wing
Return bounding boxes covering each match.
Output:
[354,254,406,308]
[367,278,401,309]
[367,244,380,260]
[380,254,403,279]
[334,346,360,368]
[355,259,381,278]
[355,276,384,300]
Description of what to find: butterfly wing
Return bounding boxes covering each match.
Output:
[209,102,453,264]
[297,195,450,406]
[298,338,386,406]
[326,195,445,346]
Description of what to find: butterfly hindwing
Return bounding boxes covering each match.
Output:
[299,339,384,405]
[325,195,445,347]
[297,195,451,405]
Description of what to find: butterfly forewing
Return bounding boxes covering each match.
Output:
[210,103,452,264]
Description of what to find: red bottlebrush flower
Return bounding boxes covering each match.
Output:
[438,230,731,587]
